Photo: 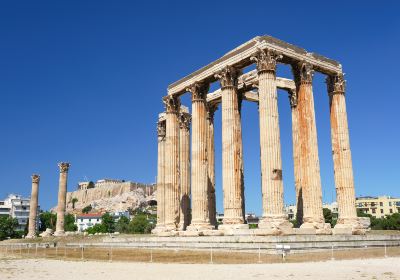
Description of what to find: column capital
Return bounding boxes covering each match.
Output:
[250,49,282,73]
[163,95,180,113]
[326,73,346,96]
[288,89,298,108]
[214,66,240,89]
[31,174,40,183]
[186,82,209,102]
[179,112,191,130]
[157,120,166,138]
[58,162,70,173]
[292,61,314,86]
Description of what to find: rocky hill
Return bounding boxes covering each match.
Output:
[53,179,156,214]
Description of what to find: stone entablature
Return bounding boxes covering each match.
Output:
[168,36,341,96]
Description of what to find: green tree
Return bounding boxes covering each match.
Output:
[0,216,19,240]
[39,211,57,231]
[86,223,107,234]
[65,213,77,231]
[128,214,154,234]
[115,216,130,233]
[323,208,337,227]
[71,198,78,209]
[101,213,115,233]
[82,205,92,214]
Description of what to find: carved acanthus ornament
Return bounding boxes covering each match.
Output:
[31,174,40,183]
[186,82,209,103]
[163,95,181,113]
[214,66,240,89]
[58,162,70,173]
[179,112,191,130]
[292,61,314,86]
[326,73,346,96]
[157,120,166,138]
[250,49,282,74]
[288,89,298,108]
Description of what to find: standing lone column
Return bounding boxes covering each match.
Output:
[152,119,166,234]
[26,174,40,238]
[207,104,218,227]
[327,74,365,234]
[292,62,331,234]
[251,50,293,234]
[178,110,191,230]
[215,66,247,229]
[163,95,181,231]
[289,89,303,226]
[186,82,213,232]
[55,162,70,236]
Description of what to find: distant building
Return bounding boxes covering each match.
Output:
[356,196,400,218]
[245,213,259,225]
[112,211,130,221]
[285,202,338,220]
[0,194,40,231]
[76,178,156,196]
[75,213,103,232]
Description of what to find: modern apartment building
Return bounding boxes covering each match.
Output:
[356,196,400,218]
[0,194,40,231]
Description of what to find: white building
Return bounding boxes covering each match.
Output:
[285,202,338,220]
[0,194,39,231]
[75,213,103,232]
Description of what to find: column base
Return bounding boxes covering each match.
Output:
[151,225,167,234]
[300,218,332,235]
[53,230,65,237]
[186,223,214,232]
[218,223,251,236]
[335,217,370,235]
[25,233,37,239]
[257,216,294,235]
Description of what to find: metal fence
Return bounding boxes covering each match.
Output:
[1,242,399,264]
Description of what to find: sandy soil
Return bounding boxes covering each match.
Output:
[0,257,399,280]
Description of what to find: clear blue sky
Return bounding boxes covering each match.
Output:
[0,1,399,214]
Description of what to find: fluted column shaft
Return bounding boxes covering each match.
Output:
[293,63,328,231]
[163,96,180,230]
[216,66,245,225]
[187,83,213,230]
[207,105,217,227]
[55,162,70,236]
[178,112,191,230]
[327,75,357,223]
[27,174,40,238]
[289,91,303,225]
[154,120,166,231]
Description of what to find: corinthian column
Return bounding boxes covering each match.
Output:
[207,104,218,227]
[186,82,213,232]
[163,95,181,231]
[26,174,40,238]
[178,111,191,230]
[293,62,331,234]
[327,74,364,234]
[152,119,166,234]
[289,90,303,226]
[215,66,247,229]
[251,50,293,234]
[55,162,70,236]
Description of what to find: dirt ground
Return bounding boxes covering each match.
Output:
[0,256,399,280]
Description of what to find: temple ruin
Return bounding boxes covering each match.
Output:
[153,35,368,236]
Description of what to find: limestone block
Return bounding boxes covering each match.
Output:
[295,228,316,235]
[332,227,352,235]
[202,230,224,236]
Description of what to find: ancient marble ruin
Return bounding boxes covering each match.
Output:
[26,174,40,238]
[54,162,70,236]
[153,35,368,236]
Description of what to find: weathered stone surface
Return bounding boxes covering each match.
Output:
[54,162,70,236]
[26,174,40,239]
